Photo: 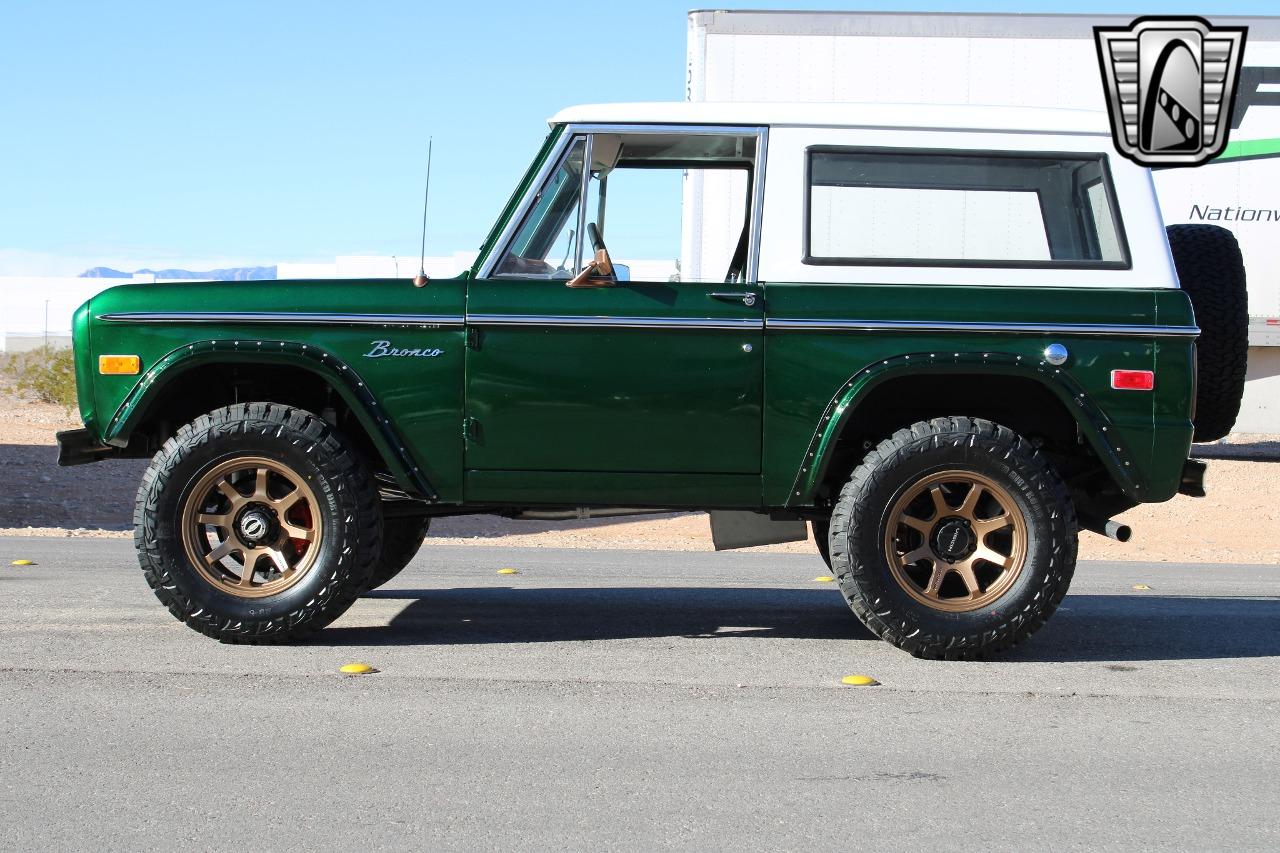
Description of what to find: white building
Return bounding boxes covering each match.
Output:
[1,252,679,351]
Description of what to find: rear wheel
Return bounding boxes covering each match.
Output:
[829,417,1077,659]
[135,403,381,643]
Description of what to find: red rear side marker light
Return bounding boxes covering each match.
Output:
[1111,369,1155,391]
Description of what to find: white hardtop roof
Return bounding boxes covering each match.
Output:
[548,101,1110,135]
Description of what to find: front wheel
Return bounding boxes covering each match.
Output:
[365,516,430,591]
[134,403,382,643]
[829,417,1077,659]
[811,518,832,569]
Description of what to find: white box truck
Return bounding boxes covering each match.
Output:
[685,10,1280,432]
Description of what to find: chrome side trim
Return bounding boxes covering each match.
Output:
[467,313,764,331]
[766,318,1200,338]
[98,312,466,327]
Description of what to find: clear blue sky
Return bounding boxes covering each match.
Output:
[0,1,1274,275]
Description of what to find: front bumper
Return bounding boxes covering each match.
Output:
[56,428,113,467]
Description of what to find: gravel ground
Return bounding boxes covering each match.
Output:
[3,399,1276,563]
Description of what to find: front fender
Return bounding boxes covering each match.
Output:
[104,339,438,500]
[787,350,1142,507]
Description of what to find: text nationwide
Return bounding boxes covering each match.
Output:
[1189,204,1280,223]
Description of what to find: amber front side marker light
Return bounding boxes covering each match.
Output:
[99,355,141,375]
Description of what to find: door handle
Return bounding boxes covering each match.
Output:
[708,291,758,308]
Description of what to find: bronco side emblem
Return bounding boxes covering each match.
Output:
[363,340,444,358]
[1095,17,1247,167]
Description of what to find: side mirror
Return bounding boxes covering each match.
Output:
[565,248,616,288]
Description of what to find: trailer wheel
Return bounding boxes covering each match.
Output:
[1166,224,1249,442]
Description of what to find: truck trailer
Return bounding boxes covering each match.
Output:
[685,10,1280,432]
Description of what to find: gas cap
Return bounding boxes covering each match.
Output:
[1044,343,1069,366]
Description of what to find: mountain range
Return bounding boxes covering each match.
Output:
[79,266,277,281]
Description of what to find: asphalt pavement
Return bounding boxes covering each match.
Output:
[1,537,1277,851]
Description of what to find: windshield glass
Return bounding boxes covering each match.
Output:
[496,138,585,278]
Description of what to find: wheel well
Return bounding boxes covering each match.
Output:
[819,373,1118,509]
[121,362,386,474]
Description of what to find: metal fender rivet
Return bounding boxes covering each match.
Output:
[1044,343,1069,366]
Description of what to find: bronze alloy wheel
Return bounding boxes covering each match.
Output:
[883,470,1027,613]
[180,456,323,599]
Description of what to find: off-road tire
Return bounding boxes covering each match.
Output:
[1166,224,1248,442]
[365,516,430,590]
[811,519,832,569]
[134,403,382,643]
[829,417,1077,660]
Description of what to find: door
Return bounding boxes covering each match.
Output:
[464,129,765,503]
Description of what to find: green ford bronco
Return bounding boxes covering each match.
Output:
[60,103,1248,658]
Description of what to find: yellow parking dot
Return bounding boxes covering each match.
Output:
[10,559,35,566]
[841,674,880,687]
[497,568,519,575]
[339,663,377,675]
[812,575,835,582]
[1132,584,1151,591]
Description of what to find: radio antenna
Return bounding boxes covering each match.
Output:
[412,137,433,287]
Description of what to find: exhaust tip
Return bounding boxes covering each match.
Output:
[1109,522,1132,543]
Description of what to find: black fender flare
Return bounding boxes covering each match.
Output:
[102,338,438,500]
[788,350,1141,506]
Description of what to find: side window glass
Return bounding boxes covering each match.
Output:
[805,149,1130,268]
[493,131,760,283]
[495,139,586,279]
[584,166,749,283]
[581,132,756,283]
[1086,180,1123,263]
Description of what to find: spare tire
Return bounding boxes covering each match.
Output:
[1165,224,1248,442]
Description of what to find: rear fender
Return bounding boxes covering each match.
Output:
[789,350,1140,507]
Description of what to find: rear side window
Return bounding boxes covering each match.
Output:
[804,148,1130,269]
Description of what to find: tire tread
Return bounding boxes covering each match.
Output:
[133,403,381,644]
[828,416,1077,660]
[1166,224,1248,442]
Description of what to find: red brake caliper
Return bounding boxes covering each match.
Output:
[287,501,313,557]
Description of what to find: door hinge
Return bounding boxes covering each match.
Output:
[466,326,481,350]
[464,416,480,441]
